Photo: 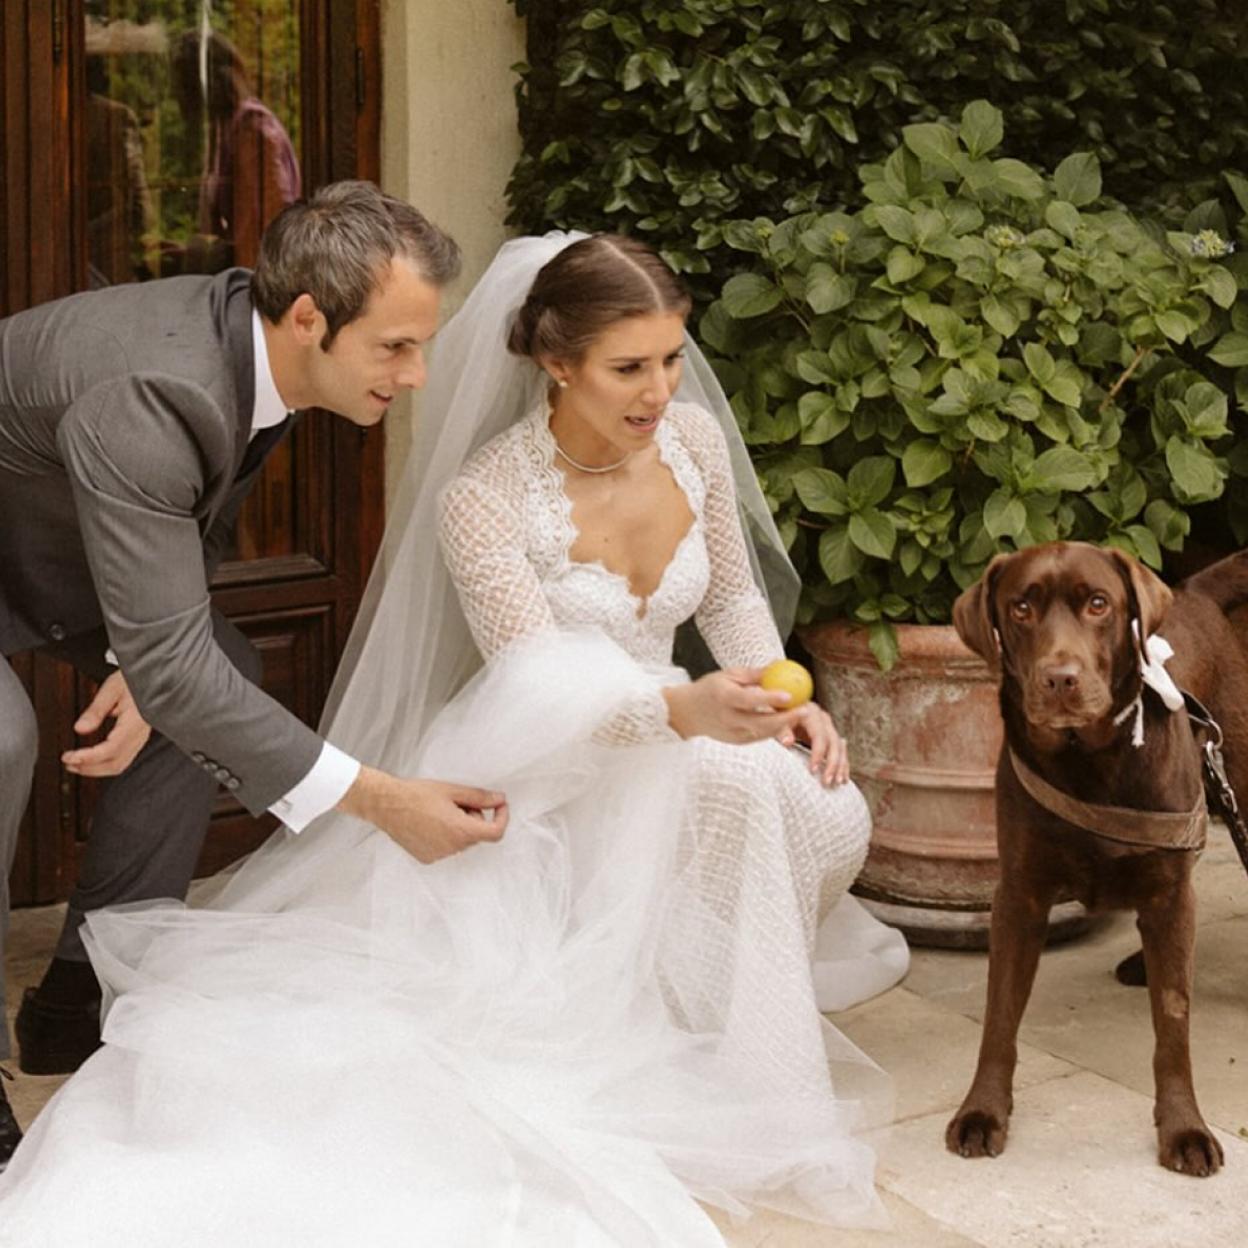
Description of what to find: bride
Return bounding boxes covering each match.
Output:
[0,233,907,1245]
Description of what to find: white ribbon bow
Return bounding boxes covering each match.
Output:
[1113,622,1184,746]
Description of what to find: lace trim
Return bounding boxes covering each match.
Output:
[524,398,707,621]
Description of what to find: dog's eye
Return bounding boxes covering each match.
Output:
[1009,599,1032,622]
[1087,593,1110,615]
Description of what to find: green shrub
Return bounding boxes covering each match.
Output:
[508,0,1248,306]
[702,102,1242,666]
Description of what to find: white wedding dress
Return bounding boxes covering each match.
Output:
[0,399,907,1246]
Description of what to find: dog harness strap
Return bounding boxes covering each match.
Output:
[1007,749,1207,850]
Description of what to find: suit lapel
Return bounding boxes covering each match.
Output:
[217,267,259,478]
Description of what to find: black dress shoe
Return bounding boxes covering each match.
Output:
[0,1071,22,1172]
[15,988,102,1075]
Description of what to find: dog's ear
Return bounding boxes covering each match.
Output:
[953,553,1010,667]
[1107,547,1173,639]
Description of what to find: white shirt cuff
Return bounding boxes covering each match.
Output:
[268,741,361,833]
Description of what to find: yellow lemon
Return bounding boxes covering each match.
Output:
[759,659,813,709]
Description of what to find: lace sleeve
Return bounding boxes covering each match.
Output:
[438,473,557,659]
[438,470,677,746]
[677,405,784,669]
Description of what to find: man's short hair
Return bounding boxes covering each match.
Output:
[252,181,461,346]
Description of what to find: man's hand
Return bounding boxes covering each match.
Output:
[62,670,152,777]
[662,666,803,745]
[336,766,510,863]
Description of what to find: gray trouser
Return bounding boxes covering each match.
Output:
[0,611,260,1059]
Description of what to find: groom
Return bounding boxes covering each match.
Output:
[0,181,509,1163]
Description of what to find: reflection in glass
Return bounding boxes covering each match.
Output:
[84,2,302,281]
[83,2,305,563]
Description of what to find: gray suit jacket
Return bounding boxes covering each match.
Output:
[0,269,321,813]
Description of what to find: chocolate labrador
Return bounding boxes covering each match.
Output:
[946,541,1248,1176]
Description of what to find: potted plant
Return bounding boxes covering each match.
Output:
[702,101,1243,943]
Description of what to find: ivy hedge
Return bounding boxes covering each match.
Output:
[507,0,1248,304]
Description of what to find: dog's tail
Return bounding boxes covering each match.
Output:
[1181,549,1248,612]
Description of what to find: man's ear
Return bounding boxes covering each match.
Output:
[286,292,324,346]
[953,553,1010,668]
[1107,547,1173,640]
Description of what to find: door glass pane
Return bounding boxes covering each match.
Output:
[84,1,304,563]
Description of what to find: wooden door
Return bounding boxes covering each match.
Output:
[2,0,384,902]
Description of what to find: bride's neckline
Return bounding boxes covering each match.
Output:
[529,401,699,620]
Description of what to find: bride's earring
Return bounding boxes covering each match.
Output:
[555,378,568,389]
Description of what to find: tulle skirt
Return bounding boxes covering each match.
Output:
[0,631,907,1246]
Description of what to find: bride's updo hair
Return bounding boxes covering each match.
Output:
[507,234,693,363]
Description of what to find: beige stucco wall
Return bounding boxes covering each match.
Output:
[380,0,527,506]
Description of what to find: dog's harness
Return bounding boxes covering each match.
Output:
[1007,745,1207,851]
[1008,691,1248,863]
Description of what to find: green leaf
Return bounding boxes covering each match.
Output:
[959,100,1004,160]
[847,456,897,508]
[981,294,1020,338]
[850,508,897,559]
[1145,498,1191,550]
[874,205,916,244]
[1225,170,1248,216]
[993,159,1045,200]
[899,539,923,577]
[1044,200,1081,240]
[722,273,783,318]
[795,349,840,385]
[902,439,953,487]
[805,263,857,313]
[620,52,645,91]
[797,392,851,445]
[886,247,925,284]
[1209,332,1248,368]
[794,467,849,516]
[1183,381,1228,437]
[983,489,1027,539]
[868,620,900,672]
[1023,342,1057,384]
[1125,523,1163,569]
[818,525,863,584]
[1029,445,1098,491]
[1042,369,1084,408]
[967,409,1009,441]
[1053,153,1102,207]
[1155,310,1193,344]
[1165,436,1224,502]
[902,123,961,174]
[1200,267,1239,310]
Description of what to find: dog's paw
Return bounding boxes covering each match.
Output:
[1160,1125,1225,1177]
[945,1108,1007,1159]
[1114,949,1147,987]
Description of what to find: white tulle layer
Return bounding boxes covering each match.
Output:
[0,632,906,1246]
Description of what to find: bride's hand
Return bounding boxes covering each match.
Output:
[778,702,850,787]
[662,667,802,745]
[337,767,510,862]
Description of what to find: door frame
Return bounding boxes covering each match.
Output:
[2,0,384,903]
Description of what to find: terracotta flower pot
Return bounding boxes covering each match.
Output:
[801,620,1089,948]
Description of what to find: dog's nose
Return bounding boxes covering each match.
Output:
[1039,661,1081,693]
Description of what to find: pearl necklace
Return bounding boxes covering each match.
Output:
[554,444,633,474]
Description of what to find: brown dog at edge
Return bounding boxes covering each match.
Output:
[946,541,1248,1176]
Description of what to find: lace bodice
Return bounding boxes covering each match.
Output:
[438,399,783,741]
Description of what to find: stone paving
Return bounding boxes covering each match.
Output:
[6,830,1247,1246]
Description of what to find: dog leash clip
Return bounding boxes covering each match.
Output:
[1203,738,1239,818]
